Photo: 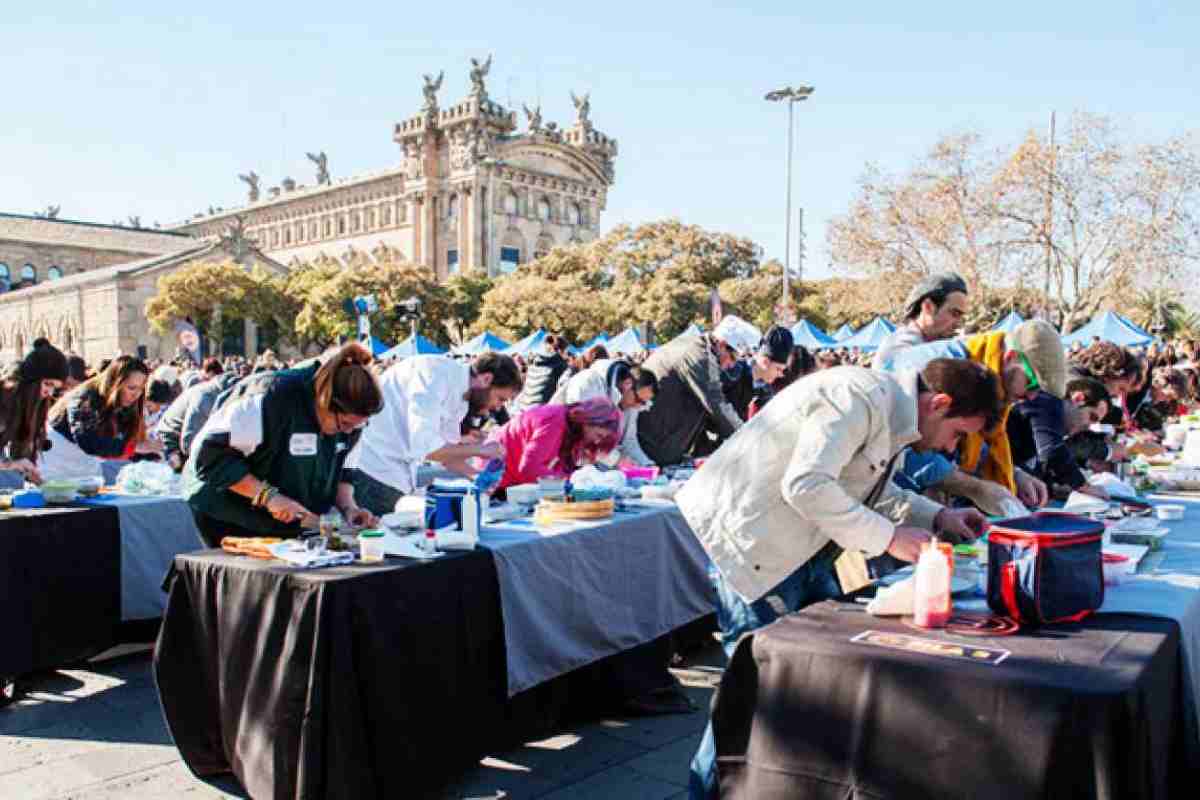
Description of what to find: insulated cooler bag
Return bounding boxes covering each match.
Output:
[987,513,1105,625]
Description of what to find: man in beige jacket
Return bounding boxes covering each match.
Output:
[685,358,999,800]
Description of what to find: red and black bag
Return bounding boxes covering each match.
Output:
[987,513,1105,626]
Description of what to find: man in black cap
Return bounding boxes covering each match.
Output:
[722,326,795,420]
[872,272,969,368]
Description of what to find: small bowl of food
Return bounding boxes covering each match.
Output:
[41,480,79,504]
[507,484,541,507]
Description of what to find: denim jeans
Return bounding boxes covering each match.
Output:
[688,544,843,800]
[891,447,956,493]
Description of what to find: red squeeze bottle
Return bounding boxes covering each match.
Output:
[913,539,951,629]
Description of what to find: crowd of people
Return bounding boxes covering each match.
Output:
[3,277,1200,799]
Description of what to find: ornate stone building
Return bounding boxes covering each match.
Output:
[0,57,616,363]
[172,56,617,277]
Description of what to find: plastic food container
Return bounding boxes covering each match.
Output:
[507,484,540,506]
[537,477,566,498]
[1102,552,1133,586]
[41,480,79,504]
[1156,504,1185,521]
[359,530,385,562]
[618,465,660,482]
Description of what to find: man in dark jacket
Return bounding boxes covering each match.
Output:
[158,372,241,471]
[1008,377,1111,498]
[637,330,744,465]
[511,334,570,415]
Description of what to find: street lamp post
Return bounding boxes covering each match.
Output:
[765,85,814,321]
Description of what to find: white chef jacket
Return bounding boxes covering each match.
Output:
[345,356,469,494]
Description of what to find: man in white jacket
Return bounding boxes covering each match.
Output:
[551,358,659,465]
[684,358,998,800]
[345,352,522,515]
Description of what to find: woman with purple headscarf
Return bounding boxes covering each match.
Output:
[488,398,621,490]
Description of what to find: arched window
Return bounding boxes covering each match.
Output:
[536,198,551,221]
[534,233,555,260]
[367,208,376,229]
[382,204,392,226]
[47,266,63,280]
[21,264,36,284]
[338,216,347,235]
[351,212,361,232]
[271,229,280,247]
[567,203,581,226]
[503,192,518,215]
[284,226,292,245]
[397,200,407,223]
[310,221,319,240]
[323,218,332,237]
[447,194,459,219]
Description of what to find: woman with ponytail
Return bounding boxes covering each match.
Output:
[183,341,385,545]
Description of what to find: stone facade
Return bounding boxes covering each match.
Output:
[0,237,284,365]
[171,57,617,278]
[0,214,193,290]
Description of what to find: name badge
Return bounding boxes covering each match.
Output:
[290,433,318,456]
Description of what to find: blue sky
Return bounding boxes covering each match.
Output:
[4,2,1197,279]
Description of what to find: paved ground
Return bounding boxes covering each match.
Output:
[1,641,724,799]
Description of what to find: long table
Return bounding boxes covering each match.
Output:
[154,506,713,798]
[1,494,205,700]
[0,506,122,682]
[712,496,1200,798]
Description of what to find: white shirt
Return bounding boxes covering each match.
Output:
[345,356,470,494]
[552,359,655,466]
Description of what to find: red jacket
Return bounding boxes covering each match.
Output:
[488,405,571,490]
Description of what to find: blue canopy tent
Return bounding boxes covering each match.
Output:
[835,317,896,352]
[991,310,1025,334]
[789,319,837,350]
[503,328,547,356]
[1114,312,1154,340]
[831,323,857,341]
[360,335,391,357]
[606,328,646,355]
[1060,311,1155,348]
[453,331,510,355]
[380,333,446,359]
[572,333,609,355]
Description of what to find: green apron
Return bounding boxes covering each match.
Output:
[183,365,359,535]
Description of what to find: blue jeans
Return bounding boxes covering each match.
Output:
[891,447,956,493]
[688,546,843,800]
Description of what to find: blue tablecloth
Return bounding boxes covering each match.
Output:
[79,494,205,620]
[480,502,712,696]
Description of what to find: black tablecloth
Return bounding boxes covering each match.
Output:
[0,506,122,680]
[713,602,1195,799]
[155,548,680,799]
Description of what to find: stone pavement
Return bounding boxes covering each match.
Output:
[0,641,725,799]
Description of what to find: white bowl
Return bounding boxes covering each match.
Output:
[507,484,540,506]
[1156,504,1185,521]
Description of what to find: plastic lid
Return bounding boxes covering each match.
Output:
[359,530,384,538]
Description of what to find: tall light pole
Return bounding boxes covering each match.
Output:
[765,84,814,320]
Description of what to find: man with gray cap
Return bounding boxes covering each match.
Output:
[872,272,970,368]
[878,319,1066,514]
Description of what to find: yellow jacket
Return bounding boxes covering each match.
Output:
[959,331,1016,494]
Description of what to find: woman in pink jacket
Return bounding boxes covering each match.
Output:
[489,398,621,490]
